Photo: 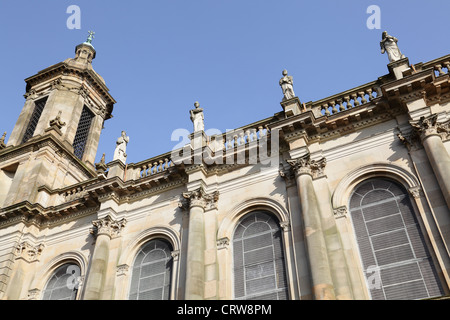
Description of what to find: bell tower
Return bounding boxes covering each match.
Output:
[0,33,116,208]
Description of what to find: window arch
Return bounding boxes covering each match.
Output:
[42,263,81,300]
[233,211,288,300]
[349,178,444,300]
[129,239,173,300]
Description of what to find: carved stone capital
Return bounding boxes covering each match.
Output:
[334,206,348,219]
[280,221,291,232]
[15,241,44,262]
[410,114,450,140]
[287,154,327,178]
[409,186,423,199]
[90,215,127,239]
[397,130,421,151]
[116,264,130,276]
[28,288,41,300]
[171,250,180,261]
[179,187,219,211]
[217,237,230,250]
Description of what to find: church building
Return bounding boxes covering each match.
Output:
[0,32,449,300]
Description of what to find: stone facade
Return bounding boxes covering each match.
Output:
[0,37,449,300]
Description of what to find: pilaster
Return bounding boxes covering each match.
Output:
[287,153,336,300]
[84,215,126,300]
[410,114,450,209]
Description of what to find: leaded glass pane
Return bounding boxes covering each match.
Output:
[349,179,445,300]
[42,263,80,300]
[129,239,173,300]
[233,211,288,300]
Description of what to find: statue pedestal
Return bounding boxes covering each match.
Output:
[108,159,126,180]
[280,97,302,117]
[190,130,208,150]
[388,57,410,80]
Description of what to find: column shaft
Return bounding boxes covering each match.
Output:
[422,134,450,209]
[296,173,335,300]
[84,233,110,300]
[185,205,205,300]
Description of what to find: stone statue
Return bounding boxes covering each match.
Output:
[380,31,405,63]
[190,101,204,132]
[113,131,129,163]
[0,132,6,149]
[279,70,296,101]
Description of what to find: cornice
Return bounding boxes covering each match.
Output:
[0,133,96,178]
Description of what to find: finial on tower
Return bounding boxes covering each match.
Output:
[85,31,95,45]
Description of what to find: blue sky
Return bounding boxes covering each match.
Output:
[1,1,449,165]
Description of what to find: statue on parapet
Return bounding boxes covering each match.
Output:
[380,31,405,63]
[190,101,204,132]
[0,132,6,149]
[279,70,296,101]
[113,131,129,163]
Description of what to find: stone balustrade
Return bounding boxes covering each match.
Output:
[211,122,271,152]
[132,152,175,179]
[421,55,450,77]
[309,82,382,117]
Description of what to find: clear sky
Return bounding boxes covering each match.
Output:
[1,0,449,165]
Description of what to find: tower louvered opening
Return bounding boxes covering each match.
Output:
[349,179,445,300]
[73,106,94,159]
[233,211,288,300]
[22,97,48,144]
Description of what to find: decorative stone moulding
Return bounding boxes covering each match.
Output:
[90,215,127,239]
[179,187,219,211]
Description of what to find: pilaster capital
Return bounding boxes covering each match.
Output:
[333,206,348,219]
[15,241,44,263]
[408,186,424,199]
[116,264,130,277]
[410,114,450,141]
[286,154,327,178]
[90,215,127,239]
[27,288,41,300]
[216,237,230,250]
[179,187,219,211]
[171,250,180,261]
[279,221,291,232]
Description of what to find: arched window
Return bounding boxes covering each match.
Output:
[129,239,173,300]
[349,179,445,300]
[233,211,288,300]
[42,263,81,300]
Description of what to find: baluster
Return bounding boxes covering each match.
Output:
[322,103,330,116]
[226,136,232,150]
[141,165,147,177]
[258,126,264,138]
[239,132,245,145]
[245,130,251,144]
[233,135,238,148]
[366,88,374,101]
[443,61,450,74]
[343,96,352,109]
[151,162,157,175]
[329,101,338,114]
[163,158,169,171]
[337,98,345,112]
[358,91,367,104]
[351,94,360,107]
[157,160,163,172]
[251,128,257,142]
[435,64,445,76]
